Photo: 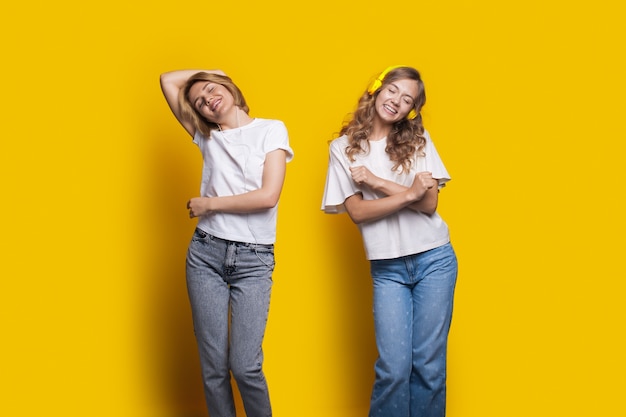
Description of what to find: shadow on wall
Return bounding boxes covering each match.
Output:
[279,141,378,411]
[142,125,246,416]
[319,211,377,405]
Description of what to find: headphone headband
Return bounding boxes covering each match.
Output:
[367,66,417,120]
[367,66,399,95]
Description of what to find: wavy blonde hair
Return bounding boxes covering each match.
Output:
[340,67,427,173]
[178,72,249,137]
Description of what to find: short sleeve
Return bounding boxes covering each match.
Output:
[423,131,451,189]
[265,120,294,162]
[193,130,205,147]
[321,137,360,213]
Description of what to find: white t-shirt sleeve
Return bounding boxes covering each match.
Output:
[423,131,451,189]
[321,138,360,214]
[264,120,294,162]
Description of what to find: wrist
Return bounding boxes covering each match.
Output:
[203,197,214,214]
[405,189,417,204]
[373,177,385,191]
[405,188,424,204]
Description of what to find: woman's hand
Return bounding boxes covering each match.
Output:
[187,197,212,218]
[350,166,383,189]
[407,171,436,202]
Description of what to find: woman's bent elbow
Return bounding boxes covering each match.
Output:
[421,203,438,216]
[261,193,281,209]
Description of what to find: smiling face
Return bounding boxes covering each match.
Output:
[373,78,419,124]
[187,81,236,122]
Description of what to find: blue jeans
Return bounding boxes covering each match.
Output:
[186,228,274,417]
[368,242,458,417]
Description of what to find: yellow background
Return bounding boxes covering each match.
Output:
[2,0,625,416]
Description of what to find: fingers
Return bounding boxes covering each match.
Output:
[350,166,375,186]
[416,172,436,189]
[350,166,364,184]
[186,200,195,218]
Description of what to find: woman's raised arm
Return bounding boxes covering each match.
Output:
[159,69,226,136]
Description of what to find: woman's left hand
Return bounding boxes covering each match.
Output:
[187,197,211,218]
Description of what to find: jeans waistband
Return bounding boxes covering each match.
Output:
[195,228,274,249]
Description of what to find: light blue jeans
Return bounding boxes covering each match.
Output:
[368,242,458,417]
[186,228,274,417]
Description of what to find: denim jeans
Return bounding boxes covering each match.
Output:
[186,228,274,417]
[368,242,458,417]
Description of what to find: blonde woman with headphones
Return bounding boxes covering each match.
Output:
[160,69,293,417]
[322,66,458,417]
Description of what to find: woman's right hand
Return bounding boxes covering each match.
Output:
[349,165,383,189]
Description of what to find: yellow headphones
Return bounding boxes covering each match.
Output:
[367,66,417,120]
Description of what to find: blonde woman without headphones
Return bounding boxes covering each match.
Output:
[160,69,293,417]
[321,66,458,417]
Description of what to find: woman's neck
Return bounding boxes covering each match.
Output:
[369,121,391,141]
[217,108,253,131]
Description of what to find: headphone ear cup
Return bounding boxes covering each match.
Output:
[368,79,382,95]
[368,65,402,95]
[407,109,417,120]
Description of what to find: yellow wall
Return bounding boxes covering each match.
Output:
[2,1,625,416]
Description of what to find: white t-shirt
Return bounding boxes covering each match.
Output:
[194,118,293,244]
[321,130,450,260]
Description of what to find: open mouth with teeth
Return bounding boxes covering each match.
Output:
[210,98,221,111]
[382,104,398,116]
